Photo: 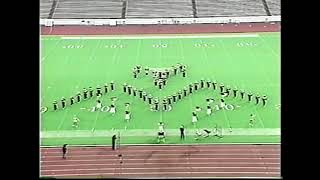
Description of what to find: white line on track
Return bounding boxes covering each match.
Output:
[40,171,280,177]
[40,143,280,148]
[40,157,279,162]
[41,166,280,172]
[41,162,280,167]
[41,149,280,154]
[41,153,280,158]
[41,150,280,155]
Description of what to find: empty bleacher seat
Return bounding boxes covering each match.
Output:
[126,0,193,18]
[197,0,267,17]
[265,0,280,15]
[40,0,53,18]
[53,0,123,19]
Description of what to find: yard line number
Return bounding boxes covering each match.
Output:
[152,44,168,48]
[62,45,84,49]
[194,43,215,47]
[213,104,235,111]
[237,42,257,47]
[105,44,125,48]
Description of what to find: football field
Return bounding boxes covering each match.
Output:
[40,32,280,146]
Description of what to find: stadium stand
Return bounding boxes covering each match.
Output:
[53,0,123,19]
[126,0,193,18]
[197,0,266,17]
[40,0,53,19]
[40,0,280,19]
[265,0,280,15]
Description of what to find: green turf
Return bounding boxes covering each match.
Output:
[40,32,280,146]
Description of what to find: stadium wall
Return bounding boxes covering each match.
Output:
[40,16,280,35]
[40,16,280,26]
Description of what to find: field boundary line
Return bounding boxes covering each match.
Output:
[60,34,260,40]
[40,143,280,147]
[41,128,280,138]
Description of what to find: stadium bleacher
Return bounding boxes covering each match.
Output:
[265,0,280,15]
[40,0,53,19]
[53,0,123,19]
[40,0,280,19]
[197,0,266,17]
[126,0,193,18]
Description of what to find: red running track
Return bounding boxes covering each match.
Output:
[40,144,281,178]
[41,22,280,35]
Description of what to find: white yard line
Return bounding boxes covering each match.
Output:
[131,39,142,129]
[217,38,267,129]
[90,39,104,131]
[246,41,274,88]
[241,45,273,129]
[199,38,229,130]
[257,35,280,59]
[216,38,243,130]
[40,38,64,108]
[178,38,194,131]
[159,39,164,124]
[55,38,86,131]
[55,55,73,130]
[40,37,62,63]
[73,37,103,131]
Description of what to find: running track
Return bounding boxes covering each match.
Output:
[40,144,280,178]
